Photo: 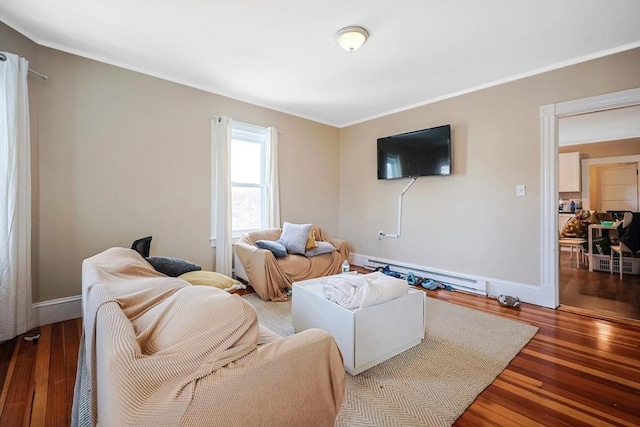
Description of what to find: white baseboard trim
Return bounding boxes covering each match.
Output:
[32,295,82,327]
[350,253,543,307]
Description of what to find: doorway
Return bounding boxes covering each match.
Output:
[558,152,640,321]
[580,154,640,211]
[540,88,640,312]
[594,162,638,211]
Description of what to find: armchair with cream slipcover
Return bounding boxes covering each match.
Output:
[235,226,350,301]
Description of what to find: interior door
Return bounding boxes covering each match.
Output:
[597,162,638,211]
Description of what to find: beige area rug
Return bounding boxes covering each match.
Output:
[242,293,538,426]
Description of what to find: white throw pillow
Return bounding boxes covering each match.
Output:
[280,222,312,255]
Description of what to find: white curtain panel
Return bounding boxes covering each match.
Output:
[266,127,280,228]
[0,52,34,342]
[211,116,233,276]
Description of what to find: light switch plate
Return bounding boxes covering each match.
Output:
[516,184,526,196]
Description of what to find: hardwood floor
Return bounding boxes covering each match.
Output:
[0,320,81,427]
[1,280,639,426]
[429,288,640,426]
[559,249,640,321]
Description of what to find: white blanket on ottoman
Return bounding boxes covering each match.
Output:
[322,272,408,309]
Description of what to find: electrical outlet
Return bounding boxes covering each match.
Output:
[516,184,526,197]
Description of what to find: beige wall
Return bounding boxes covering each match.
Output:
[3,19,640,301]
[1,22,340,302]
[339,49,640,286]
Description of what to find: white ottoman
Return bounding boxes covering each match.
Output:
[292,275,426,375]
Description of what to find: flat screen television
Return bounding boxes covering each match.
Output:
[377,124,451,180]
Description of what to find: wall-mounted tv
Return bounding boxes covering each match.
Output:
[377,124,452,180]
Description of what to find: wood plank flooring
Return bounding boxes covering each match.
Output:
[1,279,639,426]
[427,288,640,426]
[0,320,81,427]
[559,250,640,321]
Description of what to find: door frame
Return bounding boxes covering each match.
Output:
[539,87,640,309]
[581,156,640,211]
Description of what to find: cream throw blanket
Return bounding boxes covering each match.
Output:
[82,248,259,426]
[322,272,408,309]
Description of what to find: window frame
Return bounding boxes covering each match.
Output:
[230,121,268,238]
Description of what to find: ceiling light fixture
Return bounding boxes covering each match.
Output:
[336,26,369,52]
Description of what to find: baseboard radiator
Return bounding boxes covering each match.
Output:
[365,258,487,295]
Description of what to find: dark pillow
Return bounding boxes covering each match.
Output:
[145,256,201,277]
[255,239,287,258]
[131,236,152,257]
[305,241,336,257]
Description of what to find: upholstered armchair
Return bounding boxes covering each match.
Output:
[234,225,349,301]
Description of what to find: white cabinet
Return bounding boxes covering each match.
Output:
[559,152,581,192]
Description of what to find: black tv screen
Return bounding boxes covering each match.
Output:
[377,124,451,180]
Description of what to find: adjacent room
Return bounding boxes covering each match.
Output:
[1,1,639,426]
[557,114,640,322]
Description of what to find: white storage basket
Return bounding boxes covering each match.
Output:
[592,254,640,275]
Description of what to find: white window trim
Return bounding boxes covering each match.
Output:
[211,120,269,248]
[230,122,268,236]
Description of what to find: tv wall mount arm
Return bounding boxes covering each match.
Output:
[378,176,418,239]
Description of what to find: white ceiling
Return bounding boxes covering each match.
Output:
[1,1,639,127]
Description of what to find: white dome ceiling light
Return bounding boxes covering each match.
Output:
[336,26,369,52]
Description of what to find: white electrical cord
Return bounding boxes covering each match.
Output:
[378,177,418,239]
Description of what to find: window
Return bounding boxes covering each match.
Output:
[230,122,268,236]
[211,116,279,259]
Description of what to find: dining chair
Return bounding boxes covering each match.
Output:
[559,236,587,269]
[609,212,634,279]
